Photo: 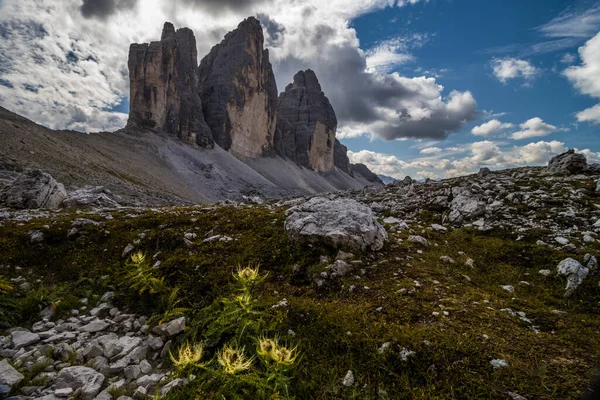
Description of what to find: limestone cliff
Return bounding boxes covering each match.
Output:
[127,22,213,147]
[274,69,337,172]
[334,139,352,175]
[198,17,278,158]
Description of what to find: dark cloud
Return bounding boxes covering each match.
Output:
[273,41,477,140]
[80,0,137,20]
[178,0,270,13]
[256,13,285,47]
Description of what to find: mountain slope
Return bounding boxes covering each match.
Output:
[0,106,378,205]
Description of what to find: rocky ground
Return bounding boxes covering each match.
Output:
[0,150,600,399]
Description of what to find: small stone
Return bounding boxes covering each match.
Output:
[538,269,551,276]
[122,244,134,258]
[100,292,115,302]
[490,359,509,369]
[500,285,514,293]
[54,387,73,397]
[81,320,110,333]
[139,360,152,375]
[124,365,141,380]
[554,237,569,245]
[342,370,355,386]
[408,235,430,246]
[0,359,24,388]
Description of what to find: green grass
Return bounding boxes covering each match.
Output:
[0,203,599,399]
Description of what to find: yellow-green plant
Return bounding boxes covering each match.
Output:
[124,252,166,294]
[217,344,254,374]
[257,337,298,369]
[148,288,190,327]
[233,265,267,290]
[0,275,13,294]
[170,342,206,372]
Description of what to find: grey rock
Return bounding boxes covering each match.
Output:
[62,186,120,209]
[124,365,141,380]
[136,373,163,389]
[490,359,509,369]
[81,319,110,333]
[274,69,337,172]
[333,139,352,175]
[0,169,67,209]
[0,359,24,388]
[544,149,587,175]
[351,163,383,184]
[153,317,185,337]
[478,167,491,176]
[198,17,277,158]
[55,366,104,400]
[330,260,353,278]
[30,230,44,243]
[11,331,41,349]
[122,244,134,258]
[557,258,589,297]
[342,370,354,386]
[448,192,486,223]
[128,22,212,147]
[160,378,185,396]
[285,197,387,252]
[407,235,430,246]
[139,360,152,375]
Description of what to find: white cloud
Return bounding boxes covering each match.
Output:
[491,57,538,83]
[0,0,475,140]
[560,53,576,64]
[575,103,600,124]
[537,3,600,38]
[471,119,514,136]
[565,32,600,97]
[511,117,558,140]
[420,147,441,154]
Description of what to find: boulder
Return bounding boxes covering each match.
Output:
[198,17,278,158]
[557,258,589,297]
[62,186,120,208]
[447,192,486,223]
[544,149,587,175]
[11,330,41,349]
[0,359,24,389]
[284,197,387,252]
[0,169,67,209]
[54,366,104,400]
[478,167,491,176]
[152,317,185,337]
[274,69,337,172]
[127,22,212,147]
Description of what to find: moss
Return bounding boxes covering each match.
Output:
[0,204,599,399]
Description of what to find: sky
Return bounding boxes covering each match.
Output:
[0,0,599,179]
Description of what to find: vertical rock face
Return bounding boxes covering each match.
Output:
[334,139,352,175]
[198,17,278,158]
[127,22,213,147]
[274,69,337,172]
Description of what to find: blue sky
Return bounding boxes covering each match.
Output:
[0,0,599,179]
[340,0,600,178]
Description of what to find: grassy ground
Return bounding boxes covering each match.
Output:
[1,204,599,399]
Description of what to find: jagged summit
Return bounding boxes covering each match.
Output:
[274,69,338,172]
[127,22,212,147]
[198,16,278,159]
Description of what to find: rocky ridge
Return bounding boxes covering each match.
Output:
[128,23,212,147]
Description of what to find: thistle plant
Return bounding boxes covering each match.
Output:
[257,337,298,370]
[233,265,267,290]
[170,342,206,372]
[217,344,254,374]
[125,252,166,295]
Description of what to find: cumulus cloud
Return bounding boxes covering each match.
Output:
[564,31,600,123]
[471,119,514,136]
[365,33,431,73]
[511,117,558,140]
[491,57,538,83]
[0,0,475,140]
[575,103,600,123]
[348,139,580,180]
